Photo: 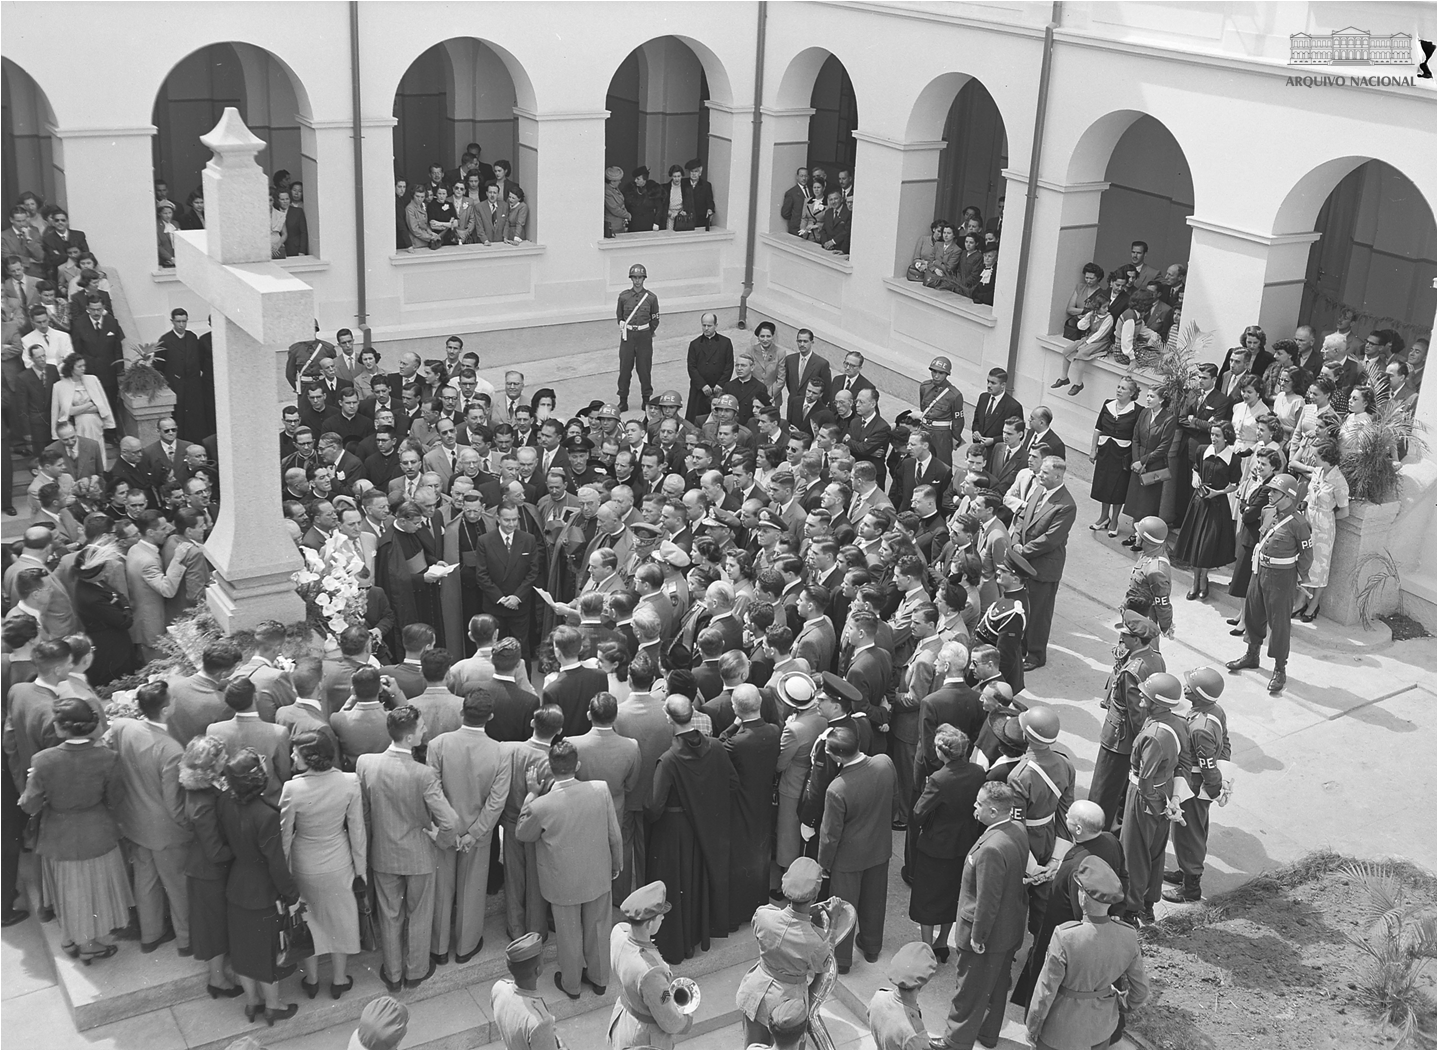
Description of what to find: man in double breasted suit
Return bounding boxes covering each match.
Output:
[970,369,1023,477]
[357,706,459,989]
[1008,456,1077,671]
[205,678,291,805]
[107,681,193,953]
[845,389,893,490]
[473,503,539,657]
[889,429,952,511]
[937,780,1030,1049]
[568,693,642,900]
[514,739,623,999]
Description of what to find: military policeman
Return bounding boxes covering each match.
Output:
[491,933,563,1049]
[1008,706,1076,931]
[1163,667,1232,903]
[648,389,701,441]
[973,549,1031,695]
[867,941,939,1049]
[700,393,757,449]
[608,881,693,1049]
[616,264,661,411]
[1227,472,1313,693]
[1125,516,1173,642]
[737,856,834,1047]
[917,356,965,467]
[1120,672,1191,925]
[1024,857,1150,1050]
[1087,609,1165,829]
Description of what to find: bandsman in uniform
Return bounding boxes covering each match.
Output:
[608,881,693,1049]
[1007,706,1075,929]
[737,856,833,1047]
[1087,609,1164,829]
[917,356,964,467]
[1120,672,1190,926]
[1163,667,1231,903]
[616,264,660,412]
[1024,857,1149,1050]
[749,999,810,1049]
[1125,516,1173,644]
[866,940,939,1049]
[647,390,701,441]
[1227,473,1313,693]
[973,550,1031,695]
[491,933,563,1049]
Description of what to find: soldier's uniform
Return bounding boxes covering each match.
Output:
[917,358,965,467]
[1007,747,1075,870]
[736,858,832,1047]
[1025,857,1149,1050]
[1244,510,1313,665]
[974,589,1027,696]
[1087,611,1165,828]
[491,934,563,1049]
[1168,679,1230,900]
[1125,551,1172,639]
[866,941,939,1049]
[1120,679,1190,920]
[608,883,692,1049]
[616,272,660,410]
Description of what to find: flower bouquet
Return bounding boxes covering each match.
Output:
[292,535,368,640]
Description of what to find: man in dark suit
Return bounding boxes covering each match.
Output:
[845,388,893,490]
[888,429,951,511]
[969,368,1023,474]
[14,344,59,452]
[786,375,831,433]
[816,725,897,972]
[914,642,985,784]
[1019,406,1067,463]
[40,211,88,279]
[937,780,1029,1050]
[988,417,1028,496]
[783,330,832,410]
[68,293,124,417]
[779,167,809,236]
[141,418,186,487]
[469,501,538,651]
[807,190,851,254]
[1008,456,1077,671]
[683,160,717,229]
[826,350,876,403]
[541,626,608,739]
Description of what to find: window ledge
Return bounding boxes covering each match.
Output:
[1036,333,1164,382]
[388,242,546,266]
[596,228,734,249]
[760,232,854,274]
[153,255,331,282]
[883,277,997,328]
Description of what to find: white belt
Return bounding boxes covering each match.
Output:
[625,323,650,330]
[1261,555,1298,566]
[927,420,952,428]
[1098,437,1133,447]
[1024,814,1054,827]
[1127,770,1140,786]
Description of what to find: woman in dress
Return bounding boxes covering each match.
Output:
[426,186,459,246]
[906,220,946,282]
[179,734,243,998]
[1261,339,1306,405]
[1051,290,1115,397]
[450,181,476,245]
[503,188,529,243]
[1237,414,1286,507]
[662,165,689,230]
[1271,366,1307,436]
[1227,447,1283,615]
[73,541,134,686]
[1063,263,1106,339]
[350,347,383,401]
[19,697,131,965]
[924,224,962,291]
[724,550,757,617]
[749,322,784,411]
[279,731,366,1001]
[596,640,632,705]
[269,191,290,259]
[1088,376,1140,536]
[216,748,301,1026]
[908,725,986,961]
[1338,385,1377,456]
[1173,421,1242,600]
[1122,386,1174,542]
[1229,377,1270,454]
[1295,439,1349,623]
[1287,378,1341,492]
[52,353,115,467]
[798,175,827,239]
[944,231,984,297]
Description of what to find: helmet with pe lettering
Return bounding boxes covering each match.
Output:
[628,264,647,278]
[1135,516,1168,545]
[1183,667,1225,704]
[1018,705,1060,744]
[928,356,953,375]
[657,390,683,409]
[1139,672,1183,707]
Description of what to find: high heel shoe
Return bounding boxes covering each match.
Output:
[1198,586,1209,600]
[933,943,951,964]
[79,944,118,965]
[300,977,320,999]
[262,1004,299,1027]
[244,1003,263,1023]
[1185,586,1200,600]
[61,942,79,958]
[1299,605,1320,623]
[207,983,244,999]
[330,978,353,1000]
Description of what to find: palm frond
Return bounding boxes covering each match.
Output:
[1151,320,1213,410]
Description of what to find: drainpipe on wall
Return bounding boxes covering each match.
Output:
[737,0,768,330]
[1005,1,1061,384]
[350,0,371,350]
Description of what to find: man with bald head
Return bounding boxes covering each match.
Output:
[721,684,782,921]
[141,415,185,486]
[579,501,632,590]
[686,312,734,422]
[109,435,159,504]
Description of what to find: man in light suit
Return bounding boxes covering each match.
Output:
[473,182,510,245]
[568,692,642,899]
[783,329,832,410]
[936,781,1030,1050]
[107,681,193,954]
[427,688,511,965]
[816,726,897,972]
[166,640,243,746]
[794,586,837,676]
[473,502,540,658]
[848,462,892,525]
[515,738,623,1000]
[45,423,103,484]
[357,705,459,991]
[125,511,192,662]
[1008,456,1077,671]
[206,678,291,805]
[232,620,296,722]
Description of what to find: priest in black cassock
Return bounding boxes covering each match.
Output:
[372,500,449,656]
[720,684,781,927]
[646,695,739,964]
[442,492,488,657]
[156,308,209,441]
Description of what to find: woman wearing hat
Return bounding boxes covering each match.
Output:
[216,747,301,1025]
[609,881,693,1048]
[178,734,244,998]
[909,725,986,962]
[19,697,132,965]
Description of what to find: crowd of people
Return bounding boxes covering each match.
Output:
[903,201,1004,305]
[606,159,718,237]
[397,145,530,250]
[780,164,855,255]
[0,188,1429,1049]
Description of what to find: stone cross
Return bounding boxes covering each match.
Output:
[175,108,307,631]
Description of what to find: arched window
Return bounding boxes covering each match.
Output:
[1092,116,1193,284]
[1,58,63,217]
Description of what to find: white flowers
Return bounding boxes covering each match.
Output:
[293,536,368,639]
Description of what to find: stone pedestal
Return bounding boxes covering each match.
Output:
[1324,499,1401,627]
[117,385,177,446]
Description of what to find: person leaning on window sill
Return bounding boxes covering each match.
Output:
[502,189,529,245]
[906,220,945,282]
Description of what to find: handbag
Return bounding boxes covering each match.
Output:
[1140,467,1172,486]
[354,878,378,953]
[276,901,315,971]
[672,211,695,232]
[1062,315,1083,340]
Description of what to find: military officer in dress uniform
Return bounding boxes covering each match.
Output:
[608,881,693,1049]
[1163,667,1231,903]
[737,856,833,1047]
[1024,857,1150,1050]
[492,933,563,1049]
[867,941,939,1049]
[1125,516,1173,643]
[972,550,1031,696]
[917,356,964,467]
[1226,473,1313,694]
[1008,706,1075,930]
[1087,610,1165,829]
[616,264,660,412]
[1120,672,1190,926]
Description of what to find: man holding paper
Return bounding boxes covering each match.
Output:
[474,502,540,659]
[374,500,458,656]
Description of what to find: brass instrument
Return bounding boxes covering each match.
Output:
[668,976,701,1015]
[806,896,858,1050]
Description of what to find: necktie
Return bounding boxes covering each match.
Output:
[14,281,25,307]
[503,532,512,551]
[448,451,456,472]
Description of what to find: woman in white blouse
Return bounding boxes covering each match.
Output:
[1229,377,1270,454]
[52,353,115,467]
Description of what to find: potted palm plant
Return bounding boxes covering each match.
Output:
[116,341,177,443]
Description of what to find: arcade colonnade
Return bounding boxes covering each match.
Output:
[1,2,1433,433]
